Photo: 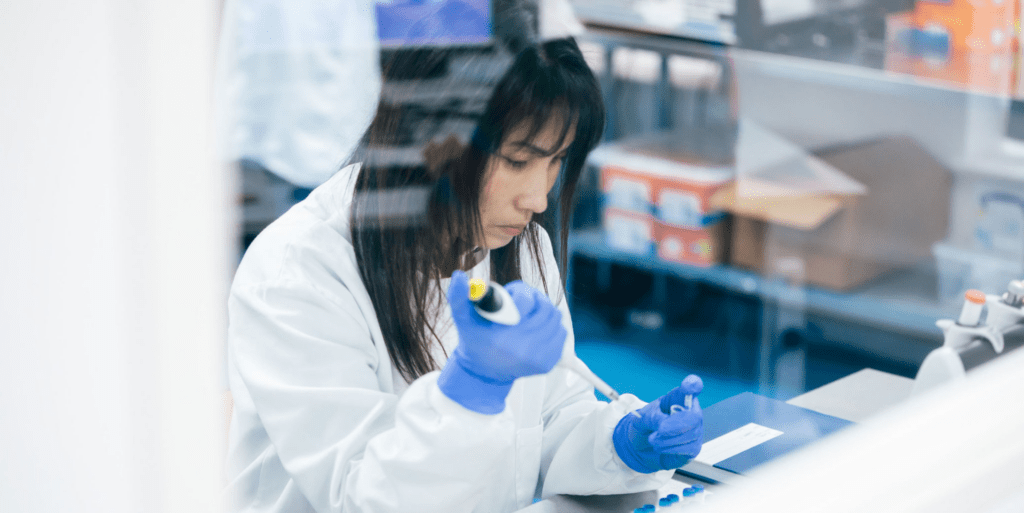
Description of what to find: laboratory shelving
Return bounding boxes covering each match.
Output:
[566,228,951,359]
[566,23,1023,374]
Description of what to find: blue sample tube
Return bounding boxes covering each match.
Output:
[667,494,679,503]
[683,487,697,497]
[693,484,704,492]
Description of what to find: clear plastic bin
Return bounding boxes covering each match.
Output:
[933,242,1024,305]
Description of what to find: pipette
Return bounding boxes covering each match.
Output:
[557,354,641,417]
[468,279,641,417]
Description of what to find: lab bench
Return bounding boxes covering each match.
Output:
[519,367,914,512]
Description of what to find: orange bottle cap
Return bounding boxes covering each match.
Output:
[965,289,986,304]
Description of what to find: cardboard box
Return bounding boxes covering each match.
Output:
[713,137,953,291]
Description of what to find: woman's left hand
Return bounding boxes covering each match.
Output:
[612,375,704,473]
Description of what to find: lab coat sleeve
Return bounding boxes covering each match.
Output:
[525,228,674,497]
[229,278,517,513]
[535,297,674,497]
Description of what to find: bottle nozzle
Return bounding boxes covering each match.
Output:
[1004,280,1024,308]
[958,289,986,326]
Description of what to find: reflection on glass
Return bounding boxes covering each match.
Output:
[573,27,1022,413]
[218,3,1024,501]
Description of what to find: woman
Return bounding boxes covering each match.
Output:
[225,37,704,513]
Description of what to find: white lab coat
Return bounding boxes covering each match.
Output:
[225,164,672,513]
[215,0,381,188]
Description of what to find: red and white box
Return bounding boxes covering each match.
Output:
[593,136,734,227]
[655,221,727,267]
[590,133,734,265]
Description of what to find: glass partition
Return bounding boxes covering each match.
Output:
[571,26,1023,405]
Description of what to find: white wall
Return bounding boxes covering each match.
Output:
[0,2,229,512]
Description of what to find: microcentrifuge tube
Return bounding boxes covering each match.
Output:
[668,395,694,415]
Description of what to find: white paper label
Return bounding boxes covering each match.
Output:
[605,215,652,254]
[693,423,784,465]
[606,177,652,213]
[659,189,703,227]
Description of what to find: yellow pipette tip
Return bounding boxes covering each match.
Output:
[468,278,487,301]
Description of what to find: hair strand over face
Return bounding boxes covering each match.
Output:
[352,37,605,382]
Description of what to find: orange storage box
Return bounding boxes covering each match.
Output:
[590,132,735,265]
[654,220,729,267]
[590,133,733,221]
[914,0,1016,52]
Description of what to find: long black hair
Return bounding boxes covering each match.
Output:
[352,38,605,381]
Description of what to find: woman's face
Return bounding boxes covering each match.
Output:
[478,116,575,250]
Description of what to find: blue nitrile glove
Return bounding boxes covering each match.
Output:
[437,271,567,414]
[612,375,704,473]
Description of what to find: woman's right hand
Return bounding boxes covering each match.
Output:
[437,270,567,414]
